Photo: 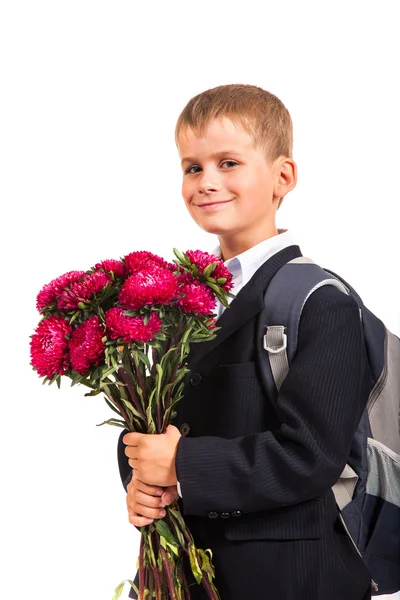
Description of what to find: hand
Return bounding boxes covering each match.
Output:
[123,424,182,487]
[126,469,180,527]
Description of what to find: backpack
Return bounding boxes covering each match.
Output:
[259,257,400,596]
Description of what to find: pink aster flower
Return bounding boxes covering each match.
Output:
[177,272,217,314]
[185,249,234,292]
[58,272,110,311]
[123,251,174,275]
[69,316,106,375]
[119,269,178,310]
[36,271,86,312]
[105,308,162,343]
[30,315,72,377]
[93,259,127,280]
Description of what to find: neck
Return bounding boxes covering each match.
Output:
[218,225,279,261]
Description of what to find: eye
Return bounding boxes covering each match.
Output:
[184,160,238,175]
[184,165,200,174]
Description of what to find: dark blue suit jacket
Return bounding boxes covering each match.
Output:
[118,245,374,600]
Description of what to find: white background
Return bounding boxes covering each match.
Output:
[1,1,399,599]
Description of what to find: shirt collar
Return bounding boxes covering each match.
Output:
[211,229,295,289]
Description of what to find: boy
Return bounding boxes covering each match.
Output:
[118,84,373,599]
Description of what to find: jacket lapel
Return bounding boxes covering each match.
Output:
[188,245,303,365]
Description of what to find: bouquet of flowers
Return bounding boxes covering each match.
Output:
[30,248,235,600]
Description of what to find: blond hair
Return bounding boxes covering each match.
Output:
[175,84,293,208]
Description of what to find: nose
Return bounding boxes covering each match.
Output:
[198,168,222,194]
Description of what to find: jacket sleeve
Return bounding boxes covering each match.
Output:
[174,285,373,517]
[117,428,133,493]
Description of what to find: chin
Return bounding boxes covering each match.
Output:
[198,221,232,235]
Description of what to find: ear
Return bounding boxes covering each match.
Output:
[273,157,297,199]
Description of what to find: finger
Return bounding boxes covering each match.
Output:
[134,489,165,509]
[128,510,154,527]
[162,485,179,504]
[123,432,140,446]
[134,476,164,498]
[136,502,167,520]
[132,499,167,521]
[161,492,176,505]
[126,487,167,518]
[125,445,137,459]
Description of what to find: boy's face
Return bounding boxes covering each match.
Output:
[177,116,293,256]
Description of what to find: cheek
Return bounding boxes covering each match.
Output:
[181,180,192,202]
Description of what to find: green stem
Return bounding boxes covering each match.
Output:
[139,532,145,600]
[135,354,148,405]
[159,545,178,600]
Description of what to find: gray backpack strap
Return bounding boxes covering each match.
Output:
[263,257,349,392]
[261,258,355,511]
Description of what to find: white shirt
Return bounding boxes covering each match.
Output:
[176,229,295,498]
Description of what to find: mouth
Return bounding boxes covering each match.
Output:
[196,199,233,210]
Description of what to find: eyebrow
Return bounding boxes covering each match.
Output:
[180,150,244,166]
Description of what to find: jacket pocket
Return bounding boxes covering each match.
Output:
[223,497,325,541]
[216,360,257,379]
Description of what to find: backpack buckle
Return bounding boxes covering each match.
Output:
[263,326,287,354]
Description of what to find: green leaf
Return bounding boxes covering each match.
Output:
[147,531,157,567]
[206,280,221,294]
[188,542,203,584]
[121,398,143,420]
[84,388,102,397]
[96,418,126,428]
[154,519,178,546]
[103,396,122,416]
[146,406,156,434]
[166,540,180,557]
[172,247,186,263]
[198,548,214,577]
[112,580,137,600]
[137,350,151,372]
[202,261,217,279]
[112,581,126,600]
[99,365,117,381]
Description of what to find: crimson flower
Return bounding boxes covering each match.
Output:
[123,251,174,275]
[119,268,178,310]
[30,315,72,377]
[69,316,106,375]
[36,271,86,312]
[93,259,127,280]
[58,272,110,311]
[177,272,216,315]
[184,249,234,292]
[205,316,217,330]
[105,308,162,343]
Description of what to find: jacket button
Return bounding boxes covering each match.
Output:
[220,512,231,519]
[180,423,191,436]
[207,511,219,519]
[190,372,202,386]
[231,510,242,518]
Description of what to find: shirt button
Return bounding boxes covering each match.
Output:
[231,510,242,518]
[180,423,191,436]
[220,512,231,519]
[207,511,219,519]
[190,372,202,386]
